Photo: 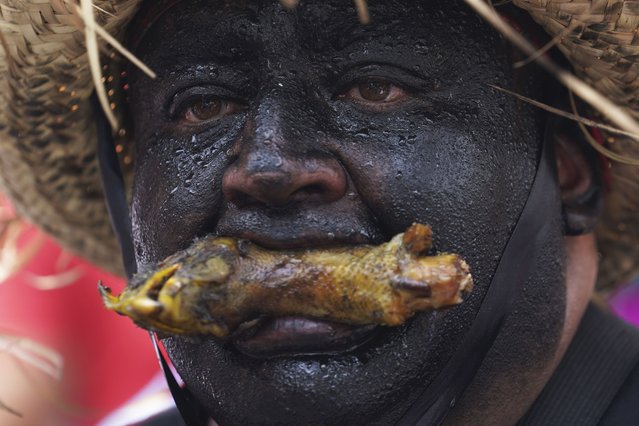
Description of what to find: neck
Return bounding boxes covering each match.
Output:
[445,234,597,426]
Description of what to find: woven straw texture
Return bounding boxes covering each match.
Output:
[0,0,637,288]
[514,0,639,289]
[0,0,141,275]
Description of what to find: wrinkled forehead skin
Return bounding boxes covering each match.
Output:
[127,0,565,424]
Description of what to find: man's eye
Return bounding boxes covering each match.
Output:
[181,98,243,124]
[339,79,407,106]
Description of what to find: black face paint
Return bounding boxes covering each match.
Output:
[115,1,567,424]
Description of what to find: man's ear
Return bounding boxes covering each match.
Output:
[552,121,603,236]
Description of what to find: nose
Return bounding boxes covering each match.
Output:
[223,122,346,208]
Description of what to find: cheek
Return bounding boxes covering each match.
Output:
[345,132,484,233]
[337,116,537,293]
[131,136,230,265]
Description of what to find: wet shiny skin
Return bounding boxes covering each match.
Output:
[127,1,565,424]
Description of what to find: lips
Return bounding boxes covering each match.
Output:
[223,228,382,358]
[224,229,380,358]
[225,230,373,250]
[232,317,379,359]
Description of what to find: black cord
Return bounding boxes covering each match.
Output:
[399,139,556,425]
[94,95,137,278]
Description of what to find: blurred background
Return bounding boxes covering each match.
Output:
[0,195,173,426]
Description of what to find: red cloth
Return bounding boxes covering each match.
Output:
[0,225,159,425]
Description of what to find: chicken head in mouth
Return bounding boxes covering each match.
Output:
[101,223,472,343]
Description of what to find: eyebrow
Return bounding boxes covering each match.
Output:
[298,11,412,57]
[294,14,355,52]
[141,27,257,74]
[137,3,261,64]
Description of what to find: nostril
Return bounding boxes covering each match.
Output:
[231,191,260,208]
[289,184,327,201]
[304,184,325,195]
[223,170,293,207]
[222,158,347,207]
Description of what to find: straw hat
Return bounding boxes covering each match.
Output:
[0,0,637,290]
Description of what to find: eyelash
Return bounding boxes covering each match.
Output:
[336,78,408,108]
[171,95,246,126]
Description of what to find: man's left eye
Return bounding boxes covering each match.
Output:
[338,79,407,106]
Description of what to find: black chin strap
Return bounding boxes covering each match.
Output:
[93,95,210,426]
[95,98,137,279]
[94,92,556,426]
[399,139,556,425]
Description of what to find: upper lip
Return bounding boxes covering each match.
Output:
[222,229,374,250]
[214,208,385,250]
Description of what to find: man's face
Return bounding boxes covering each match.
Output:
[128,0,565,423]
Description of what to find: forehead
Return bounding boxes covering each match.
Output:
[133,0,501,69]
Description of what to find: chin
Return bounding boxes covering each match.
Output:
[163,307,472,425]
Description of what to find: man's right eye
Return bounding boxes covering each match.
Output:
[175,96,245,125]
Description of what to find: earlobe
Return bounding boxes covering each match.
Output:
[553,131,603,236]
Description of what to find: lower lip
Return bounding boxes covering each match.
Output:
[232,317,378,359]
